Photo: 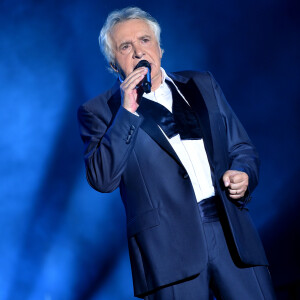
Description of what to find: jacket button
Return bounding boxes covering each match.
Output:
[183,173,189,179]
[126,135,132,144]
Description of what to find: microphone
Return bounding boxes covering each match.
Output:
[134,60,152,93]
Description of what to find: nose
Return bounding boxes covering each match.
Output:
[132,44,144,59]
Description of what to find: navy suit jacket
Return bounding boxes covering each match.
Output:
[78,71,268,298]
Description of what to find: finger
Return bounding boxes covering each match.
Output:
[122,68,147,88]
[228,188,247,195]
[229,174,245,184]
[122,74,145,91]
[121,70,144,88]
[229,194,244,200]
[122,72,147,92]
[222,173,230,187]
[228,181,248,190]
[125,66,147,79]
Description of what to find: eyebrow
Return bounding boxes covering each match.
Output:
[138,35,152,40]
[118,35,152,50]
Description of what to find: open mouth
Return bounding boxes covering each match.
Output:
[134,60,152,71]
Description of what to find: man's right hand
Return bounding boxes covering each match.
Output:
[120,67,148,113]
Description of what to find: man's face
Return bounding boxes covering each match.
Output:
[110,19,163,90]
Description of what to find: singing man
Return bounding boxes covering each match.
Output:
[78,7,276,300]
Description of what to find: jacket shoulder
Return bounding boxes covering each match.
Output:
[169,70,217,95]
[79,88,112,111]
[78,81,120,117]
[170,70,212,82]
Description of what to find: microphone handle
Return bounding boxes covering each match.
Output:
[142,68,152,93]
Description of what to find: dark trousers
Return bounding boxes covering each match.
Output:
[144,198,276,300]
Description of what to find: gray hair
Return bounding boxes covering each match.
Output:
[99,7,161,64]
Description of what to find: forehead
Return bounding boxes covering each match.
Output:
[110,19,155,44]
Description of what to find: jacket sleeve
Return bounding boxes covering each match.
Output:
[208,72,260,201]
[77,102,144,193]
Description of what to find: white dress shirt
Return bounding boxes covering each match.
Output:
[142,68,215,202]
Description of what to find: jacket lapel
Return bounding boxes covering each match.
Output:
[106,74,215,171]
[170,74,215,170]
[107,80,184,169]
[139,110,184,168]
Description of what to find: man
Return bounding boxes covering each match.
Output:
[78,7,276,300]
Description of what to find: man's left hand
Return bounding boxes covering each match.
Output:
[222,170,249,199]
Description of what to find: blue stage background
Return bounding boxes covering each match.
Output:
[0,0,299,299]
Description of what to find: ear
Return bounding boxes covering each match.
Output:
[110,62,119,73]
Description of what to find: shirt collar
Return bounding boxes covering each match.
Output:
[143,68,173,97]
[143,67,188,103]
[161,67,174,85]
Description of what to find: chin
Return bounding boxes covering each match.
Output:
[151,69,161,80]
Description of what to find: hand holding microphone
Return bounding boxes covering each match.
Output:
[133,60,152,93]
[120,60,152,113]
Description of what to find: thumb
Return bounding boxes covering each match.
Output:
[223,172,230,187]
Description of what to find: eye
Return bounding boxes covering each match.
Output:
[121,44,129,50]
[142,38,149,43]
